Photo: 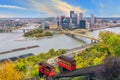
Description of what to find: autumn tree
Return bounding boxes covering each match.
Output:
[0,62,23,80]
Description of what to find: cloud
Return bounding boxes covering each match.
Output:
[28,0,86,16]
[0,5,26,10]
[0,14,14,18]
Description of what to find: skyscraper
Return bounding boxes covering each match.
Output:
[70,11,74,18]
[60,16,65,27]
[72,13,78,25]
[79,13,83,20]
[79,20,86,29]
[78,13,83,24]
[62,17,70,29]
[90,14,95,25]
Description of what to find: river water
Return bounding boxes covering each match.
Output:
[0,27,120,60]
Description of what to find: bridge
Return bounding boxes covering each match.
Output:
[62,30,100,43]
[3,27,39,33]
[1,23,40,33]
[3,29,32,33]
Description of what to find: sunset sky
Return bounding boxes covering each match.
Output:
[0,0,120,18]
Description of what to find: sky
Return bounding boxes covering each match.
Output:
[0,0,120,18]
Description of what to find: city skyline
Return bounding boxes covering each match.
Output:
[0,0,120,18]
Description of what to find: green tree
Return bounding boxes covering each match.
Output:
[48,48,55,56]
[44,31,53,36]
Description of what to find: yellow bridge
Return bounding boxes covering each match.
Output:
[62,29,100,42]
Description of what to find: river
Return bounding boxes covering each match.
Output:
[0,27,120,60]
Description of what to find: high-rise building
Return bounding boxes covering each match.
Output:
[78,13,83,24]
[60,16,65,27]
[70,11,74,18]
[79,20,86,29]
[56,17,60,27]
[72,13,78,25]
[94,17,98,23]
[90,14,96,28]
[62,17,70,29]
[90,14,95,25]
[79,13,83,20]
[86,21,90,29]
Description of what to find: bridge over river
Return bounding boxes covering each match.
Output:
[62,30,100,43]
[1,23,40,33]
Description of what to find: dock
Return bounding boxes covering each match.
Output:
[0,53,34,63]
[0,45,39,55]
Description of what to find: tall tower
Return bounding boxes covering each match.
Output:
[79,13,83,20]
[70,11,74,18]
[90,14,95,27]
[78,13,83,24]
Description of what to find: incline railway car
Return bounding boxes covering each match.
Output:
[58,55,76,72]
[39,62,55,77]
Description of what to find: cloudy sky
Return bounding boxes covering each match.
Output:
[0,0,120,18]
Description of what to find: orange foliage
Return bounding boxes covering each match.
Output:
[0,62,23,80]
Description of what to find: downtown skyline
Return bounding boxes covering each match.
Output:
[0,0,120,18]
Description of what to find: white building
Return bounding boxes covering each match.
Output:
[86,21,90,29]
[90,14,95,25]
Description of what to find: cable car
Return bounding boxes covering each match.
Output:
[58,55,76,72]
[39,62,56,77]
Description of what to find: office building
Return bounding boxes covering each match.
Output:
[79,20,86,29]
[70,11,74,18]
[61,16,70,29]
[86,21,90,29]
[79,13,83,20]
[56,17,60,27]
[60,16,65,27]
[90,14,95,27]
[72,13,78,25]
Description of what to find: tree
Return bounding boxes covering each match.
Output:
[99,31,120,56]
[48,48,55,56]
[99,31,114,44]
[0,62,23,80]
[95,56,120,80]
[44,31,53,36]
[55,49,66,55]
